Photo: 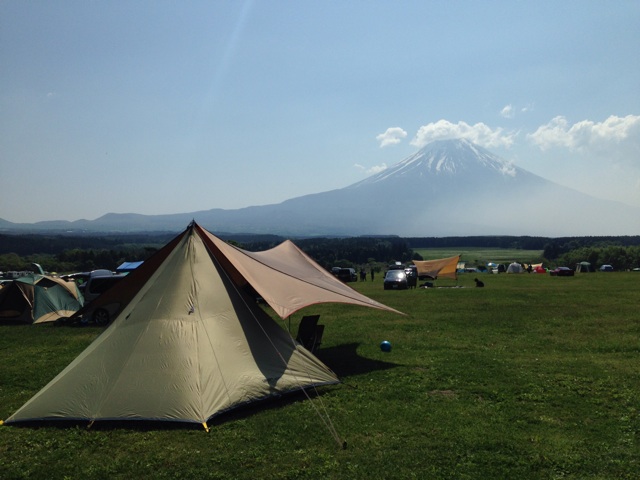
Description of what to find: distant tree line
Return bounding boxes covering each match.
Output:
[1,233,639,274]
[0,232,174,256]
[405,236,551,250]
[294,237,420,270]
[555,245,640,271]
[539,236,640,259]
[0,246,160,274]
[0,233,419,274]
[0,232,173,273]
[406,235,640,255]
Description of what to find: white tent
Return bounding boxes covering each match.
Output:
[507,262,523,274]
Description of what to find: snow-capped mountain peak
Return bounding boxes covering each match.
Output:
[354,139,518,187]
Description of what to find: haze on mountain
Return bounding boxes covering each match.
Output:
[2,139,638,237]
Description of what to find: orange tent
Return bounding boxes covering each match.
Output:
[412,255,460,280]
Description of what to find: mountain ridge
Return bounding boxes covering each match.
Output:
[2,139,639,237]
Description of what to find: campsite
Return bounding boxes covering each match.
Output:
[1,238,638,479]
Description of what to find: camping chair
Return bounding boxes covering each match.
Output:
[296,315,324,353]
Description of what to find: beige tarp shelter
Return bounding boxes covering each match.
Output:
[0,274,84,324]
[3,223,400,429]
[412,255,460,281]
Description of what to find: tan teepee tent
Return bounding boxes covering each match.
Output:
[3,223,400,429]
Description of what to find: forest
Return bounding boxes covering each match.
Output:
[1,232,639,275]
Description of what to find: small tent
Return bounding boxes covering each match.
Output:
[413,255,460,281]
[4,223,401,429]
[528,263,546,273]
[575,261,594,273]
[507,262,523,274]
[0,275,84,324]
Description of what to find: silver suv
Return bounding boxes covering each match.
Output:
[82,271,127,325]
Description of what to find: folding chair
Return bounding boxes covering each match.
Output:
[296,315,324,353]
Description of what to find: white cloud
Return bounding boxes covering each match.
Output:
[500,104,514,118]
[376,127,407,147]
[528,115,640,152]
[354,163,387,175]
[410,119,516,149]
[368,163,388,174]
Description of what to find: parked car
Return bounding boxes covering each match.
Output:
[82,272,126,303]
[82,272,128,325]
[335,268,357,282]
[549,267,574,277]
[599,264,614,272]
[384,269,408,290]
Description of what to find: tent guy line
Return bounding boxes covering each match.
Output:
[212,247,344,445]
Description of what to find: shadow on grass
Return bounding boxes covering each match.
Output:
[211,343,399,428]
[316,342,399,378]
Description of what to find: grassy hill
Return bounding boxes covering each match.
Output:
[413,247,545,264]
[1,271,638,479]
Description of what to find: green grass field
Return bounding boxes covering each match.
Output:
[1,272,638,479]
[413,247,544,265]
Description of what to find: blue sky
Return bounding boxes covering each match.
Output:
[2,1,639,223]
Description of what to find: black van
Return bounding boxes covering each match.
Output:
[336,268,357,282]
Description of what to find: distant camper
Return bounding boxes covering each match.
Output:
[474,278,484,288]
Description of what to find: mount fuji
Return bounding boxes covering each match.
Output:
[262,138,639,236]
[2,139,639,236]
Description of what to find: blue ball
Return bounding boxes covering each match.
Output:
[380,340,392,352]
